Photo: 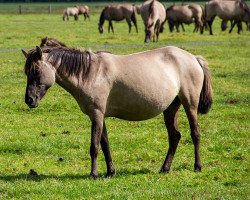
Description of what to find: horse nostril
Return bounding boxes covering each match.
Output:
[27,97,34,105]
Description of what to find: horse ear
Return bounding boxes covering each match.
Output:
[36,46,43,59]
[21,49,28,58]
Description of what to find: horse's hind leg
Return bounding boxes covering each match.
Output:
[160,97,181,173]
[182,99,202,172]
[101,122,116,178]
[131,15,138,33]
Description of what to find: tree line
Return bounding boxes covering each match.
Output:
[0,0,207,3]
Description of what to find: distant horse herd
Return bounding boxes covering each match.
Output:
[62,0,250,42]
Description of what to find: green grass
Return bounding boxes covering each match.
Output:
[0,9,250,199]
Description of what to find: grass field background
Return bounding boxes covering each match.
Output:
[0,2,249,199]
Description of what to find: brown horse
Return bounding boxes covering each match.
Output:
[140,0,166,43]
[166,4,204,33]
[22,45,212,179]
[77,5,90,20]
[40,37,67,47]
[63,7,79,21]
[98,4,138,34]
[203,0,250,34]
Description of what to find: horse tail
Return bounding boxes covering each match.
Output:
[149,0,155,14]
[131,6,137,23]
[196,56,213,114]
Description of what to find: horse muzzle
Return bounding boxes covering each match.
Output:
[25,95,39,108]
[144,37,151,43]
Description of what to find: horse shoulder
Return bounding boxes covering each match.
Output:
[76,54,116,116]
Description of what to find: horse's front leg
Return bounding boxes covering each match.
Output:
[90,110,104,179]
[101,121,116,178]
[108,21,111,33]
[110,21,114,33]
[126,19,132,33]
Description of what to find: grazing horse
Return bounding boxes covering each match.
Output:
[40,37,67,47]
[166,4,204,33]
[63,7,79,21]
[77,5,90,20]
[140,0,166,43]
[22,45,212,179]
[98,4,138,34]
[203,0,250,34]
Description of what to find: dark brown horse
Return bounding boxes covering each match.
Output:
[22,45,212,179]
[98,4,138,34]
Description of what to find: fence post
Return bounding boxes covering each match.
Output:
[19,5,22,14]
[48,5,51,14]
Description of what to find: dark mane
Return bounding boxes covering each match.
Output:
[46,47,92,78]
[99,6,108,25]
[25,47,92,79]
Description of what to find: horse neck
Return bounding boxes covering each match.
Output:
[46,50,90,92]
[99,8,106,25]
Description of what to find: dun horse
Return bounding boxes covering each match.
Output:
[63,7,79,21]
[98,4,138,33]
[22,45,212,179]
[166,4,204,33]
[140,0,166,43]
[40,37,67,47]
[203,0,250,34]
[77,5,90,20]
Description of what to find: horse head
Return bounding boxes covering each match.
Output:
[22,46,55,108]
[144,22,154,43]
[98,23,104,34]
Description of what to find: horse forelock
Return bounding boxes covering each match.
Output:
[24,49,42,75]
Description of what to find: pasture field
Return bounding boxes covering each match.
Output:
[0,6,249,199]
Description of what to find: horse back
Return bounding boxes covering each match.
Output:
[206,0,247,20]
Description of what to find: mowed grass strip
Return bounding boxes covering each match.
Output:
[0,10,249,199]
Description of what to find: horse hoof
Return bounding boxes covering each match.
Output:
[90,172,98,179]
[159,167,170,174]
[106,171,116,178]
[194,165,202,172]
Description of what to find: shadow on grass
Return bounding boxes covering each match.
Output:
[0,168,151,182]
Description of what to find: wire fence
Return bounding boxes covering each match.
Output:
[0,1,208,14]
[2,40,249,53]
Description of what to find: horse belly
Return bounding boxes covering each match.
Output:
[106,68,179,121]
